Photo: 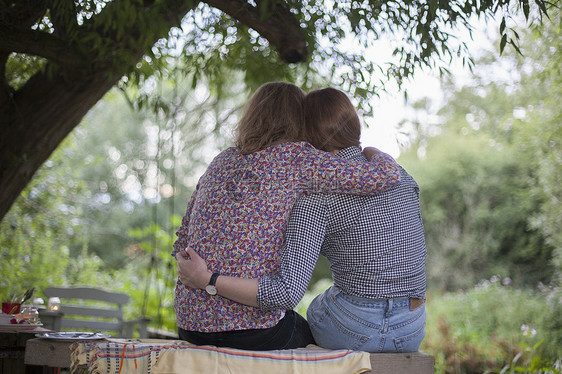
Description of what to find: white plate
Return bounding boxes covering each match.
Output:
[0,322,43,329]
[0,315,13,324]
[35,331,109,341]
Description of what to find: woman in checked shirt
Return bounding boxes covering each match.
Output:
[178,87,427,353]
[172,82,401,351]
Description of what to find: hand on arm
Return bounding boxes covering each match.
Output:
[362,146,380,160]
[175,248,211,289]
[176,247,259,308]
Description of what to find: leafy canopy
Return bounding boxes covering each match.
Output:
[0,0,556,222]
[2,0,554,112]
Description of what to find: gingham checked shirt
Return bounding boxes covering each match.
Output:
[257,146,427,310]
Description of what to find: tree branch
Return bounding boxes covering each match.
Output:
[0,0,48,28]
[203,0,308,63]
[0,52,11,111]
[0,26,84,69]
[47,0,78,38]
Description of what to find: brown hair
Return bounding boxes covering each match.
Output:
[235,82,306,155]
[304,87,361,152]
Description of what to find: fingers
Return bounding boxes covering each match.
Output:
[177,260,192,287]
[176,247,197,262]
[175,246,212,290]
[362,146,380,160]
[185,246,199,259]
[176,247,199,288]
[175,251,189,262]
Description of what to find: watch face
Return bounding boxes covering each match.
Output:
[205,285,217,295]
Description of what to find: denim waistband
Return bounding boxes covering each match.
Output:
[329,286,425,311]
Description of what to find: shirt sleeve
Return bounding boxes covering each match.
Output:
[257,195,327,310]
[294,143,400,195]
[171,183,199,257]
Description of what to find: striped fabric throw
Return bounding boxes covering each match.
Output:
[71,338,371,374]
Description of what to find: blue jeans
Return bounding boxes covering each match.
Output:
[307,286,426,352]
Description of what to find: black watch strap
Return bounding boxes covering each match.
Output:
[209,272,220,286]
[205,272,220,295]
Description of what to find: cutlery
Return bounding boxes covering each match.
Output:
[20,287,35,304]
[9,287,35,314]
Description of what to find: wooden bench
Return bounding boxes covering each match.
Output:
[368,351,434,373]
[38,286,150,338]
[25,338,435,373]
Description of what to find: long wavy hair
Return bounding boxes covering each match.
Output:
[304,87,361,152]
[235,82,306,155]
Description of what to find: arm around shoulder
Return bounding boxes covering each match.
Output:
[297,143,401,195]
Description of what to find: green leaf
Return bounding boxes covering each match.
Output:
[523,0,530,20]
[500,34,507,55]
[512,29,520,40]
[509,40,522,56]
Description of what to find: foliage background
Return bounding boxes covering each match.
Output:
[1,5,560,374]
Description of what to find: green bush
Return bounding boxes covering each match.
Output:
[423,278,561,373]
[0,132,116,303]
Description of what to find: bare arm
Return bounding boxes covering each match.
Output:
[176,248,259,307]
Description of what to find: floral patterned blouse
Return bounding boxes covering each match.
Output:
[172,141,400,332]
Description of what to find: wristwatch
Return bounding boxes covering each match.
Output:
[205,272,220,295]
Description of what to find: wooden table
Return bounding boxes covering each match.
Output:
[0,328,55,374]
[24,339,73,371]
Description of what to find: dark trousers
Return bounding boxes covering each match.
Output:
[178,310,315,351]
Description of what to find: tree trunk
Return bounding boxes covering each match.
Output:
[0,70,120,219]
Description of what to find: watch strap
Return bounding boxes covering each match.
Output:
[208,272,220,287]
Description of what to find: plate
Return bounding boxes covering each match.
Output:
[0,322,43,328]
[35,331,109,341]
[0,315,14,324]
